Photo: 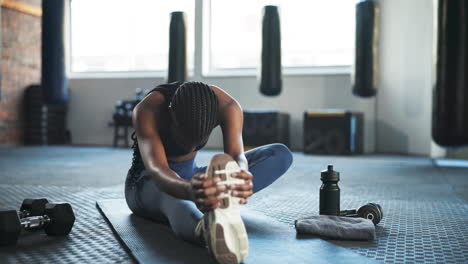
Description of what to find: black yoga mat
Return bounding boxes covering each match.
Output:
[96,199,375,264]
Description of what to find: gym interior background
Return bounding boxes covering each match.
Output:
[0,0,467,263]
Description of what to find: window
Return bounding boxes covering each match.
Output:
[70,0,357,75]
[209,0,357,71]
[70,0,194,73]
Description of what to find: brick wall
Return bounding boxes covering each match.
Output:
[0,0,42,145]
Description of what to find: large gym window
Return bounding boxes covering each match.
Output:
[209,0,357,71]
[70,0,195,73]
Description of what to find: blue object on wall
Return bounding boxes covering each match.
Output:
[42,0,68,105]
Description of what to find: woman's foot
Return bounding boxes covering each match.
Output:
[197,153,249,264]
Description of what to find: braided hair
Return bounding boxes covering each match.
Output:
[128,82,219,178]
[169,82,219,148]
[128,131,144,180]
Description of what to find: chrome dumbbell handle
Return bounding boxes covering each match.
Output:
[20,215,51,230]
[18,210,30,219]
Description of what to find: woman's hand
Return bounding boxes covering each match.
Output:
[229,170,253,204]
[189,173,226,212]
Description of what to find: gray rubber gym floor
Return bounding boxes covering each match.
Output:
[1,146,467,263]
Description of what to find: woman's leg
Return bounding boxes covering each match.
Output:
[245,143,293,193]
[124,159,203,244]
[194,143,293,193]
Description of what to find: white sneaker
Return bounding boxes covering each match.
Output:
[203,153,249,264]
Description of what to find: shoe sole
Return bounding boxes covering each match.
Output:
[205,153,249,264]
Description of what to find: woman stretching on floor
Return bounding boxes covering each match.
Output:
[125,81,293,264]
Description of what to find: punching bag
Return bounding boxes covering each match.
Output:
[432,0,468,146]
[167,11,187,83]
[352,0,379,98]
[260,5,282,96]
[42,0,68,105]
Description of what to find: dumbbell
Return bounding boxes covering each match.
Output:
[0,203,76,246]
[135,88,144,101]
[340,203,383,225]
[18,198,49,218]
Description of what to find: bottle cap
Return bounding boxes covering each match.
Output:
[321,165,340,182]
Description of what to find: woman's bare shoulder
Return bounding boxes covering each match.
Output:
[133,90,170,136]
[209,85,238,108]
[135,90,166,113]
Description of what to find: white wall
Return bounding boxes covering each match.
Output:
[68,77,158,146]
[375,0,445,156]
[68,74,376,152]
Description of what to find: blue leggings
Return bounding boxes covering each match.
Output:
[124,143,293,244]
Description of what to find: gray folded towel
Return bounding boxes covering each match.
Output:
[295,215,376,241]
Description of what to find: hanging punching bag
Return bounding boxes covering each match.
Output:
[42,0,68,105]
[260,5,282,96]
[167,11,187,83]
[432,0,468,147]
[352,0,379,98]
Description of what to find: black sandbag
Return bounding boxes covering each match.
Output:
[42,0,68,105]
[167,11,187,83]
[432,0,468,147]
[260,6,282,96]
[352,0,379,98]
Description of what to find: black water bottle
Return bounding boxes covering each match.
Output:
[319,165,340,215]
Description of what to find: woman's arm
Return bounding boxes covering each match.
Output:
[211,86,248,169]
[132,93,192,200]
[211,86,253,204]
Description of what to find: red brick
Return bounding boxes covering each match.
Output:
[0,4,41,145]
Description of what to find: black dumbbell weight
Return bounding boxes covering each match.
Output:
[0,210,21,246]
[43,203,75,235]
[18,198,49,218]
[0,203,75,246]
[19,198,50,230]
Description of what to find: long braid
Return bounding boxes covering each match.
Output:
[194,87,203,140]
[201,87,212,136]
[128,131,145,180]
